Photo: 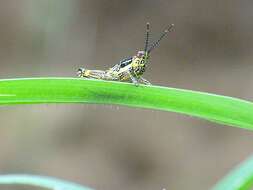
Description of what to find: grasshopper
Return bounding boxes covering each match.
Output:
[77,23,174,85]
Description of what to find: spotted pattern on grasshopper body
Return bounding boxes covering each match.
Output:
[77,23,174,86]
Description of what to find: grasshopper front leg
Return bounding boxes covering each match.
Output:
[139,77,151,85]
[127,71,139,86]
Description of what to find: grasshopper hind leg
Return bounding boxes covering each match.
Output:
[77,67,107,80]
[139,77,151,85]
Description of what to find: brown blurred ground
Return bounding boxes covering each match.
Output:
[0,0,253,190]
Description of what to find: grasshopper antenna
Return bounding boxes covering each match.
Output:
[148,24,174,54]
[144,22,150,52]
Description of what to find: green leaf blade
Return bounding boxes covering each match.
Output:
[0,77,252,130]
[0,174,94,190]
[212,155,253,190]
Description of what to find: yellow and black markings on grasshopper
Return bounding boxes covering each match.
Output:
[77,23,174,86]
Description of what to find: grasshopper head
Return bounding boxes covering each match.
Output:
[136,51,146,58]
[134,50,149,65]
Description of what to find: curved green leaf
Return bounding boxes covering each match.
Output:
[0,174,94,190]
[0,77,252,130]
[212,155,253,190]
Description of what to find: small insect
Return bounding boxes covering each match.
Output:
[77,22,174,86]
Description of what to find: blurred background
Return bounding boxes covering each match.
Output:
[0,0,253,189]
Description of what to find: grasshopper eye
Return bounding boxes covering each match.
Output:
[137,51,145,58]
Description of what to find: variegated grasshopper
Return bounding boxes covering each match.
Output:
[77,23,174,85]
